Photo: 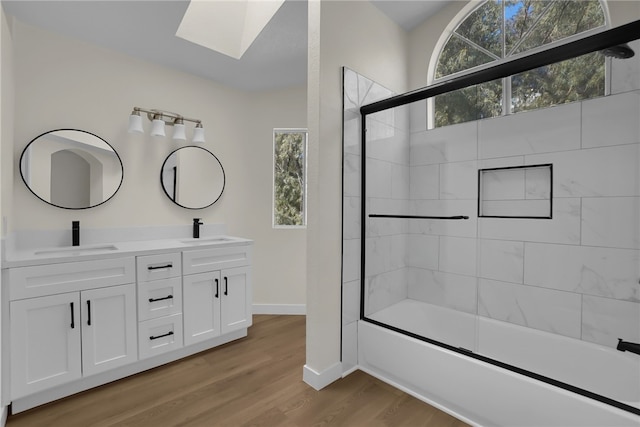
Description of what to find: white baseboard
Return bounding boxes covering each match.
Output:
[303,362,342,390]
[252,304,306,315]
[0,405,7,427]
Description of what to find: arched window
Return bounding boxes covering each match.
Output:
[431,0,608,128]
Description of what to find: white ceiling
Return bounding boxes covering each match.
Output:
[2,0,450,91]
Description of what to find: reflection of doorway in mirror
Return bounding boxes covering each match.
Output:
[50,150,91,208]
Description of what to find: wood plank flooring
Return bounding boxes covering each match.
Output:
[7,315,469,427]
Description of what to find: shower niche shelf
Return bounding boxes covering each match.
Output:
[478,163,552,219]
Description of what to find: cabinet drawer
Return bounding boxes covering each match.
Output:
[8,257,135,300]
[182,245,251,275]
[138,314,183,360]
[138,277,182,321]
[136,253,181,283]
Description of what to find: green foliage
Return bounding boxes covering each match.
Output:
[435,0,605,128]
[274,132,306,226]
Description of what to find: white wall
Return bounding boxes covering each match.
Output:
[305,0,408,385]
[8,20,306,309]
[0,3,14,421]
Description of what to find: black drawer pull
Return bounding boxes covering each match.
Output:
[149,331,174,341]
[224,277,228,296]
[70,302,75,329]
[215,278,219,298]
[148,263,173,270]
[148,295,173,303]
[87,300,92,326]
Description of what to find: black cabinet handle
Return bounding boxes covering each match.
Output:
[224,277,228,296]
[70,302,75,329]
[149,331,174,341]
[87,300,91,326]
[148,295,173,303]
[148,264,173,270]
[215,278,219,298]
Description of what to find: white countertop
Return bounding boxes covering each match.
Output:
[2,235,253,268]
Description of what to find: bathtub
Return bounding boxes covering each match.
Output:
[361,299,640,426]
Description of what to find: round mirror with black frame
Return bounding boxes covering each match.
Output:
[160,146,225,210]
[19,129,124,210]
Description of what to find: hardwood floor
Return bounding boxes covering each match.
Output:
[6,315,468,427]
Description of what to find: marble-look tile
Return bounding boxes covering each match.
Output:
[391,164,409,200]
[342,238,361,283]
[365,268,408,315]
[582,295,640,348]
[341,321,358,374]
[368,129,409,165]
[478,279,582,339]
[407,234,439,270]
[366,198,409,237]
[343,114,361,155]
[610,40,640,95]
[343,68,360,110]
[478,198,581,244]
[366,115,397,144]
[366,158,392,199]
[343,197,361,240]
[343,153,360,197]
[364,235,407,277]
[478,156,525,170]
[479,239,524,284]
[480,199,551,218]
[524,166,551,199]
[439,160,478,200]
[581,197,640,249]
[342,279,361,326]
[478,102,581,159]
[361,79,394,106]
[409,164,439,200]
[524,242,640,302]
[409,100,427,133]
[409,200,477,238]
[439,236,477,277]
[480,168,525,201]
[582,91,640,148]
[407,268,477,314]
[526,144,640,197]
[409,121,477,166]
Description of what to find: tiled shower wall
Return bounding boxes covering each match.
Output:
[342,68,405,373]
[342,43,640,371]
[407,91,640,349]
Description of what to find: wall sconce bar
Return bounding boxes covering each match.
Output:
[128,107,205,143]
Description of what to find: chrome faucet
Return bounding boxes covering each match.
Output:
[72,221,80,246]
[193,218,203,238]
[617,339,640,356]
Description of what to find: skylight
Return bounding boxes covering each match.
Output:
[176,0,285,60]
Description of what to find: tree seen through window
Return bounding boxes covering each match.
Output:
[433,0,606,127]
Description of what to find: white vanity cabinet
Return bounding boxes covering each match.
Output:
[4,238,253,413]
[183,246,252,346]
[8,258,137,399]
[136,253,184,359]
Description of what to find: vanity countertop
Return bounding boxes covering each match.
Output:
[2,235,252,268]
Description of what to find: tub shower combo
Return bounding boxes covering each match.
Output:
[343,20,640,425]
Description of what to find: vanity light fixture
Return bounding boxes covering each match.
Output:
[127,107,205,143]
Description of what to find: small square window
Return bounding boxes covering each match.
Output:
[478,164,552,219]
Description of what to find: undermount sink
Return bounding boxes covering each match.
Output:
[35,244,119,255]
[179,236,234,245]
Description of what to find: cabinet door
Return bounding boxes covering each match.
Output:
[10,293,82,399]
[81,284,137,376]
[221,266,252,334]
[183,271,221,345]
